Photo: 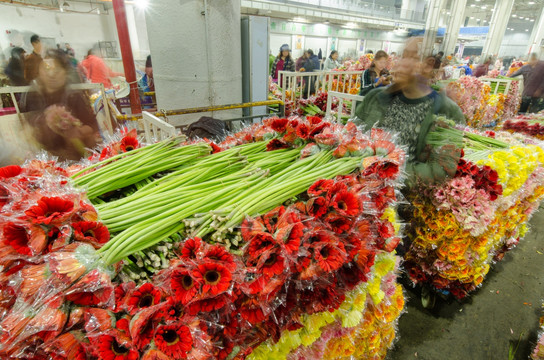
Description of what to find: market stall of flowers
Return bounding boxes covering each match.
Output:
[403,122,544,300]
[0,118,406,359]
[503,112,544,140]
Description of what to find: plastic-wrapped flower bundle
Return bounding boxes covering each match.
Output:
[503,112,544,140]
[404,123,544,299]
[0,117,407,359]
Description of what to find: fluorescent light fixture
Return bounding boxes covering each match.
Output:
[293,17,306,22]
[526,29,529,31]
[512,14,517,17]
[531,19,535,22]
[470,4,476,7]
[477,18,481,21]
[481,5,486,9]
[135,0,148,9]
[529,1,535,4]
[470,16,475,19]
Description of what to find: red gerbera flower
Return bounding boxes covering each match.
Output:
[270,118,289,133]
[65,269,114,307]
[296,123,310,139]
[3,222,31,255]
[72,221,110,248]
[240,217,265,242]
[331,191,360,216]
[120,135,139,152]
[263,206,285,233]
[44,332,87,360]
[193,262,232,295]
[324,213,353,234]
[239,297,267,324]
[337,262,368,289]
[170,268,201,305]
[114,282,135,313]
[126,283,162,315]
[308,179,334,197]
[187,293,230,314]
[256,250,286,279]
[246,232,277,260]
[309,122,330,137]
[0,165,22,179]
[130,306,158,350]
[157,298,186,322]
[266,139,289,151]
[275,222,303,254]
[313,241,347,273]
[204,245,236,271]
[180,237,202,260]
[84,308,115,335]
[377,221,395,240]
[154,323,193,360]
[25,196,75,226]
[306,196,329,218]
[95,334,139,360]
[142,350,171,360]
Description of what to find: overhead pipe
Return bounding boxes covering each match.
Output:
[112,0,142,115]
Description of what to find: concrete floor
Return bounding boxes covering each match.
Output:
[389,209,544,360]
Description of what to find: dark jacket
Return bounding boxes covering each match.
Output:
[523,61,544,98]
[353,87,465,185]
[359,66,389,96]
[303,55,320,72]
[271,56,296,81]
[473,63,489,78]
[24,52,42,83]
[5,58,27,86]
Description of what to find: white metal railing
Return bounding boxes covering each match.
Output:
[0,83,114,135]
[325,91,364,123]
[480,77,523,96]
[141,111,178,143]
[279,70,362,105]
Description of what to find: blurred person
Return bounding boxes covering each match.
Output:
[458,61,473,76]
[440,59,454,80]
[354,38,465,185]
[270,44,295,84]
[64,43,75,57]
[522,59,544,113]
[301,49,320,97]
[20,49,100,161]
[434,51,444,69]
[323,50,340,70]
[5,47,27,86]
[295,53,306,71]
[359,50,390,96]
[24,34,43,83]
[366,49,374,55]
[318,48,323,61]
[81,49,124,88]
[494,57,503,72]
[473,57,492,78]
[509,53,539,113]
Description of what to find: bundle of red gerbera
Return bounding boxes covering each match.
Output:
[502,113,544,140]
[0,115,408,359]
[88,127,141,162]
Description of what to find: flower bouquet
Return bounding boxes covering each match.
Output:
[404,122,544,299]
[503,112,544,140]
[0,116,407,359]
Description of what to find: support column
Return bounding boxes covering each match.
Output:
[481,0,514,61]
[527,7,544,56]
[442,0,467,56]
[112,0,142,115]
[421,0,445,56]
[145,0,242,125]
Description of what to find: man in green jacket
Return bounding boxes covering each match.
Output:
[353,39,465,185]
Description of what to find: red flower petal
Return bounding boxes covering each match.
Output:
[192,262,232,296]
[154,323,193,359]
[25,196,75,226]
[0,165,22,179]
[126,283,162,315]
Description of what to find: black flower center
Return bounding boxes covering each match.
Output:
[112,340,129,355]
[205,270,220,284]
[338,201,347,210]
[163,329,179,345]
[124,145,134,151]
[264,253,277,266]
[84,230,95,238]
[139,294,154,308]
[182,275,194,290]
[320,246,330,259]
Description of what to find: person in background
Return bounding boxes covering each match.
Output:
[473,57,492,78]
[302,49,320,97]
[434,51,444,69]
[494,57,503,72]
[24,34,43,83]
[520,59,544,113]
[270,44,295,84]
[20,50,100,161]
[366,49,374,55]
[440,59,454,80]
[295,53,305,71]
[323,50,340,70]
[64,43,75,57]
[359,50,390,96]
[458,61,473,76]
[354,38,465,185]
[509,53,538,113]
[5,47,27,86]
[269,52,275,75]
[144,55,154,92]
[80,49,124,88]
[318,48,323,61]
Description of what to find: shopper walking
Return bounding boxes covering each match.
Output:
[4,47,27,86]
[24,34,43,83]
[20,50,100,161]
[323,50,341,70]
[270,44,295,85]
[522,60,544,113]
[81,49,124,88]
[509,53,539,113]
[473,57,492,78]
[354,38,465,185]
[295,54,306,71]
[359,50,390,96]
[302,49,320,97]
